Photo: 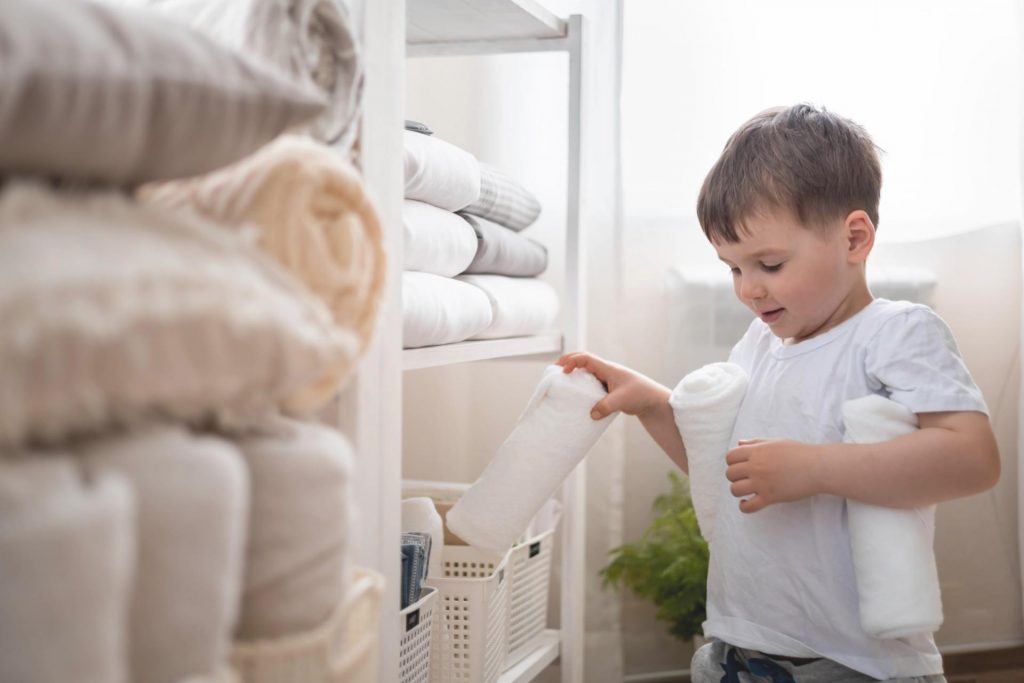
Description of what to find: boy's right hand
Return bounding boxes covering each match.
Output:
[557,352,668,420]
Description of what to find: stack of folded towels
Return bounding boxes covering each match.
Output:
[401,124,560,348]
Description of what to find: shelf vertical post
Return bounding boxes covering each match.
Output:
[561,14,586,683]
[347,0,405,680]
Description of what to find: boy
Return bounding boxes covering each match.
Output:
[558,104,1000,682]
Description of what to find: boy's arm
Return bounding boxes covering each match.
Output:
[557,352,689,472]
[725,410,999,512]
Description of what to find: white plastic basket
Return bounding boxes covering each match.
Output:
[230,567,384,683]
[426,546,510,683]
[400,586,437,683]
[504,529,554,669]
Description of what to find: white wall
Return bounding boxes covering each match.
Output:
[623,0,1021,240]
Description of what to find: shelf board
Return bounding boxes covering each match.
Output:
[498,630,560,683]
[407,0,566,48]
[403,333,562,370]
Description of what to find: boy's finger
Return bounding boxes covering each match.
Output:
[725,447,750,465]
[739,495,766,514]
[730,480,755,498]
[589,397,613,420]
[737,438,765,446]
[725,462,748,482]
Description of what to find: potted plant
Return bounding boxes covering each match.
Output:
[600,471,709,642]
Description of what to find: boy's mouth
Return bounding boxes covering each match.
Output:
[759,307,785,323]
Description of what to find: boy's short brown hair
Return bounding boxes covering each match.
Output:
[697,104,882,243]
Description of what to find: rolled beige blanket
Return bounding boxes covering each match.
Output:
[0,456,135,683]
[140,135,385,400]
[78,427,249,683]
[140,0,363,147]
[230,417,354,640]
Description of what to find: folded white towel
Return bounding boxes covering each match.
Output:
[79,427,249,683]
[402,272,493,348]
[668,362,749,543]
[403,130,480,211]
[842,394,943,639]
[446,366,616,553]
[402,497,444,579]
[457,274,560,340]
[0,458,134,683]
[233,418,354,640]
[403,200,478,277]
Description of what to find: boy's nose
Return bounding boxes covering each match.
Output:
[738,277,767,301]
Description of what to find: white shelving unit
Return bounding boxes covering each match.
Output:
[353,2,586,681]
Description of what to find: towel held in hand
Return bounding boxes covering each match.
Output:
[842,394,943,639]
[668,362,749,544]
[446,365,617,554]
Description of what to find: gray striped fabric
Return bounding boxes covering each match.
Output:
[462,163,542,232]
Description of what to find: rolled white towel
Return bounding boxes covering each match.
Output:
[446,365,616,553]
[668,362,749,543]
[402,497,444,579]
[0,457,135,683]
[842,394,942,638]
[78,427,249,683]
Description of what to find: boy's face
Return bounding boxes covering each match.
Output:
[713,207,870,343]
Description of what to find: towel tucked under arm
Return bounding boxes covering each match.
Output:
[841,394,943,639]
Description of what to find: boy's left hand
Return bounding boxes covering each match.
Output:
[725,438,822,513]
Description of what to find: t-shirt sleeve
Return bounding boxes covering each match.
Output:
[865,305,988,415]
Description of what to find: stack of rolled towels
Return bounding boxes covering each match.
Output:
[0,0,375,680]
[401,125,559,348]
[668,363,943,639]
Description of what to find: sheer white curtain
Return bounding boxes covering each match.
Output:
[621,0,1023,676]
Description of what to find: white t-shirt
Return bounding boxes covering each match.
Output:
[703,298,987,679]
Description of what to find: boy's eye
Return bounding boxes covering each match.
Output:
[761,262,783,272]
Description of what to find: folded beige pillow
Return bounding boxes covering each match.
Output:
[0,0,326,184]
[0,181,356,448]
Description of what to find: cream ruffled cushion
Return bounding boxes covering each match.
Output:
[0,0,325,185]
[0,181,355,448]
[140,136,385,390]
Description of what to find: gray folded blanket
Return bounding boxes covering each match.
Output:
[460,213,548,277]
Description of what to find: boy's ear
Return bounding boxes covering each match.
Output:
[844,210,875,264]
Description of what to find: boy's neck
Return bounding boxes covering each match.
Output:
[783,280,874,345]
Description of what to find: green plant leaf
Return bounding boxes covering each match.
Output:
[599,471,708,641]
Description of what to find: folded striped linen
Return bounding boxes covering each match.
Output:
[457,274,559,340]
[231,418,353,640]
[403,200,479,277]
[842,395,942,638]
[402,272,493,348]
[0,180,353,448]
[140,135,385,402]
[462,162,542,232]
[460,213,548,277]
[135,0,362,147]
[0,458,134,683]
[403,129,481,211]
[79,427,249,683]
